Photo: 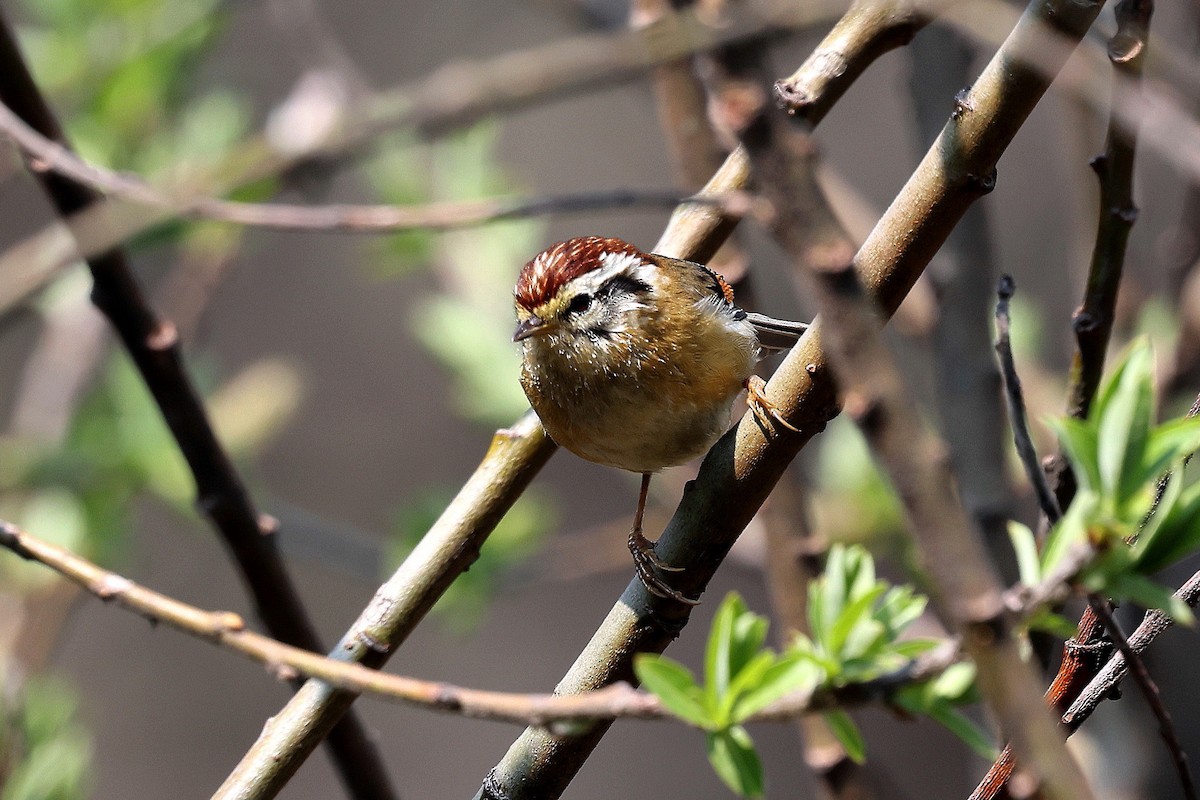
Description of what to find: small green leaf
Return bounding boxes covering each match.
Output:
[828,583,887,657]
[1096,341,1154,503]
[927,662,976,701]
[719,651,777,724]
[1026,609,1080,639]
[1133,479,1200,575]
[1040,493,1095,578]
[706,593,747,706]
[824,710,866,763]
[730,653,821,722]
[705,726,765,797]
[1007,521,1042,586]
[1049,417,1101,494]
[634,655,713,729]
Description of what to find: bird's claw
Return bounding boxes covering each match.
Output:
[746,375,800,433]
[628,529,699,605]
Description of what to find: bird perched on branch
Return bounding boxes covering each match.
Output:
[513,236,807,603]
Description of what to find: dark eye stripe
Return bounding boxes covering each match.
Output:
[599,275,652,298]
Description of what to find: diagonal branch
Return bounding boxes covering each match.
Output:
[0,16,399,800]
[731,52,1091,800]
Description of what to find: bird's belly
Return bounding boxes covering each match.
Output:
[522,352,750,473]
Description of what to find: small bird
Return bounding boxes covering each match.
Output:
[513,236,807,603]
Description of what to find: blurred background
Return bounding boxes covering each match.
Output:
[1,0,1199,797]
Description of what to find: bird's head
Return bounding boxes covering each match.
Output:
[512,236,657,345]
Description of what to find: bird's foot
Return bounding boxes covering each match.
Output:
[745,375,800,433]
[628,529,699,606]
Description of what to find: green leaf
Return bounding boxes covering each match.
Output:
[634,655,713,729]
[828,583,887,658]
[1095,340,1154,504]
[706,593,747,707]
[927,662,977,702]
[1105,573,1194,625]
[1133,479,1200,575]
[1026,609,1081,639]
[719,651,777,724]
[705,726,765,798]
[877,586,927,635]
[1007,521,1042,586]
[730,652,821,723]
[1049,417,1101,495]
[1040,493,1095,578]
[1135,416,1200,492]
[824,710,866,763]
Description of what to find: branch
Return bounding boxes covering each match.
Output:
[0,104,744,232]
[733,69,1091,800]
[0,15,402,800]
[994,275,1063,525]
[215,412,556,799]
[0,519,966,728]
[1086,595,1197,800]
[1064,569,1200,727]
[973,3,1155,796]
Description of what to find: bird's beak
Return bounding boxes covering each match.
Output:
[513,315,549,342]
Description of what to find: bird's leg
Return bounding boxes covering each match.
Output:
[745,375,800,433]
[627,473,699,605]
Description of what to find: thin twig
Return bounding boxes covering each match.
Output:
[994,275,1064,525]
[1065,569,1200,725]
[0,16,399,800]
[0,518,961,726]
[0,104,743,232]
[1086,595,1197,800]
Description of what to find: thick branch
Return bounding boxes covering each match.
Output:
[214,413,555,798]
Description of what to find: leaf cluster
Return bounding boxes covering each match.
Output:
[1011,340,1200,624]
[635,546,987,796]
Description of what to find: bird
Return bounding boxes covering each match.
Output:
[512,236,807,603]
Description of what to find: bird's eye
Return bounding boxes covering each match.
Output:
[566,293,593,315]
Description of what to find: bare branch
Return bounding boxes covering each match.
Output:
[215,412,556,799]
[0,518,963,727]
[0,104,742,232]
[994,275,1063,525]
[1086,595,1197,800]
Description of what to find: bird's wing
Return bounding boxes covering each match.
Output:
[746,312,809,351]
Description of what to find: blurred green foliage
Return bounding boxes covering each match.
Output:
[1011,339,1200,626]
[0,671,90,800]
[372,124,542,425]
